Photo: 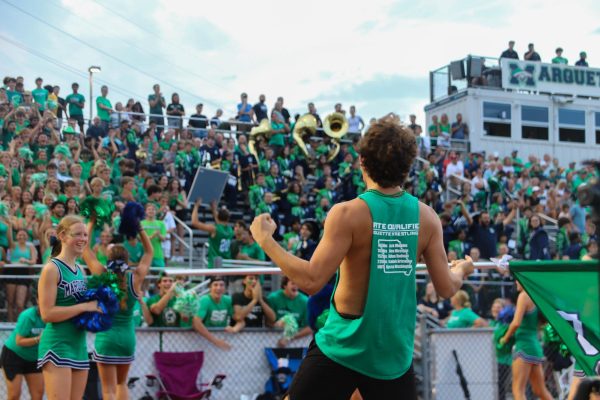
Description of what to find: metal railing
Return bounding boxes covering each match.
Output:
[172,214,194,269]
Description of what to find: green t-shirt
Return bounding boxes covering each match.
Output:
[123,240,144,264]
[96,96,112,121]
[148,94,165,116]
[65,93,85,116]
[446,307,480,328]
[32,87,49,111]
[141,219,167,262]
[267,290,308,328]
[146,294,180,327]
[196,294,233,328]
[552,56,568,65]
[4,306,45,362]
[6,90,22,106]
[240,241,266,261]
[207,224,234,268]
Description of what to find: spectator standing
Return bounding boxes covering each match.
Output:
[189,103,208,138]
[166,93,185,131]
[237,92,253,131]
[192,276,237,350]
[237,228,266,262]
[65,83,85,133]
[232,275,276,328]
[31,77,48,112]
[141,203,167,268]
[451,113,469,140]
[146,273,180,327]
[408,114,421,134]
[191,200,233,268]
[277,96,291,124]
[96,85,113,134]
[438,114,451,147]
[267,276,312,347]
[524,214,550,260]
[53,86,67,130]
[575,51,588,67]
[552,47,568,64]
[428,115,440,147]
[210,108,223,128]
[347,105,365,134]
[148,84,166,131]
[500,40,519,60]
[524,43,541,61]
[465,203,517,260]
[253,94,268,123]
[307,102,322,127]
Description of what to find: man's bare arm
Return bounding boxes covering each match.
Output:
[420,204,473,298]
[252,203,352,295]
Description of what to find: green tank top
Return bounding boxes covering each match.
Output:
[207,224,233,268]
[10,244,31,263]
[38,258,88,366]
[515,306,539,342]
[316,190,420,379]
[112,271,139,323]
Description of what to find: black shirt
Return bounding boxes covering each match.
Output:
[524,51,541,61]
[419,298,453,320]
[500,49,519,59]
[189,113,208,129]
[469,222,504,259]
[167,103,185,116]
[200,144,221,162]
[232,292,267,328]
[281,108,291,124]
[253,102,268,122]
[57,97,66,119]
[86,124,106,139]
[575,59,589,67]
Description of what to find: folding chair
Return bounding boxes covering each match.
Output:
[145,351,225,400]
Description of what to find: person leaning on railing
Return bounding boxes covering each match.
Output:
[446,290,488,329]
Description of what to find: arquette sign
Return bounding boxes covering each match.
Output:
[501,59,600,97]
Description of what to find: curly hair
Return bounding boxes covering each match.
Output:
[358,117,417,187]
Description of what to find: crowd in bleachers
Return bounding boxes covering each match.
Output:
[0,74,598,351]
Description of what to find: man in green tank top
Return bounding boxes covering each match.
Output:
[251,115,474,399]
[191,199,233,268]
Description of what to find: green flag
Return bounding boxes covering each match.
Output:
[510,260,599,377]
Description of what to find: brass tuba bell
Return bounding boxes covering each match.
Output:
[323,112,349,162]
[249,119,272,159]
[292,114,318,158]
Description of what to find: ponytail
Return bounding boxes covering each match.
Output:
[50,236,62,257]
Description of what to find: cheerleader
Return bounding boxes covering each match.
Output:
[37,215,105,399]
[500,282,552,400]
[84,220,153,400]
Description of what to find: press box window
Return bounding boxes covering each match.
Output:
[559,109,585,143]
[483,102,511,138]
[521,105,548,140]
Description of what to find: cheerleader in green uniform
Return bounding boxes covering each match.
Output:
[37,216,105,399]
[84,222,153,400]
[500,282,552,400]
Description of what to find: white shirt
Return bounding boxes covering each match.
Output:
[445,161,464,178]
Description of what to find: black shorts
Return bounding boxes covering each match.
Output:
[72,114,84,126]
[288,340,416,400]
[3,266,31,286]
[0,345,40,381]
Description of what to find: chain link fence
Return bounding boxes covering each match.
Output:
[0,271,578,399]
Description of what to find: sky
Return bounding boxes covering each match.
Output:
[2,0,600,125]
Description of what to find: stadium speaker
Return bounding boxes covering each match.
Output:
[469,57,484,77]
[450,60,466,80]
